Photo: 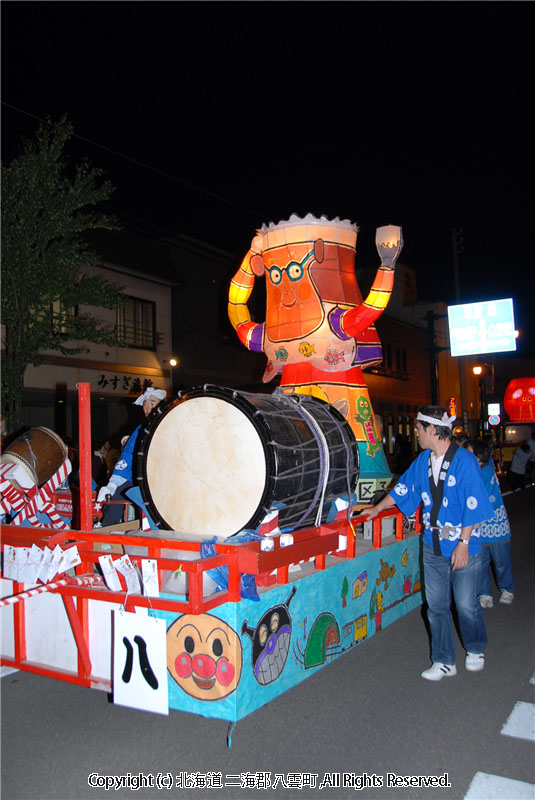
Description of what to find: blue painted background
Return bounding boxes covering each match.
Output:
[156,536,422,722]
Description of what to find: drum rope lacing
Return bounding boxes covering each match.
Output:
[291,400,330,528]
[251,392,357,529]
[23,434,38,473]
[264,420,353,527]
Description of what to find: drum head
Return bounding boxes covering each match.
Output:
[142,395,268,536]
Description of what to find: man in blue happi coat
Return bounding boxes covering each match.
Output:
[362,405,493,681]
[97,387,167,526]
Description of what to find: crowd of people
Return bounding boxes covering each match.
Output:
[362,404,523,683]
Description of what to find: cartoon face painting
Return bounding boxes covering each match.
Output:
[262,244,324,342]
[167,613,242,701]
[241,586,296,685]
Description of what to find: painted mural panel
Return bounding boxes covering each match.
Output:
[156,535,422,722]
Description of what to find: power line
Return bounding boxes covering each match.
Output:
[1,101,268,219]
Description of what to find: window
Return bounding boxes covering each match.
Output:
[117,295,156,350]
[50,300,77,335]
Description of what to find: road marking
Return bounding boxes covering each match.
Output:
[464,696,535,798]
[464,772,535,799]
[501,701,535,742]
[0,666,19,678]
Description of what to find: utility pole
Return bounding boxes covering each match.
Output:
[427,309,448,404]
[452,227,468,429]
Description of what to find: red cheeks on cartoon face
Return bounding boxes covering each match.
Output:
[215,657,235,686]
[174,651,192,679]
[167,614,242,701]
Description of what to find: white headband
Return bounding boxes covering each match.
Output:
[133,388,167,406]
[416,412,456,428]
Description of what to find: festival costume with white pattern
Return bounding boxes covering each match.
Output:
[477,461,514,601]
[391,447,493,557]
[98,388,167,526]
[390,437,493,675]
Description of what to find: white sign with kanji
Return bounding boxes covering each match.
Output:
[112,610,168,715]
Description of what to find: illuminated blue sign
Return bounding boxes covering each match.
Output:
[447,298,516,357]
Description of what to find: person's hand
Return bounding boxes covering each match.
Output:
[97,482,117,503]
[451,541,469,571]
[359,504,380,521]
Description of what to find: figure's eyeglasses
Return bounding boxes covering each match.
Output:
[267,250,314,285]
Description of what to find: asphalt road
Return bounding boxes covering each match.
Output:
[1,488,534,800]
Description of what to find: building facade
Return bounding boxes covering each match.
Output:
[18,258,175,446]
[6,235,530,470]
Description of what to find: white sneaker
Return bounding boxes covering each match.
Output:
[479,595,494,608]
[465,652,485,672]
[421,662,457,681]
[500,590,514,604]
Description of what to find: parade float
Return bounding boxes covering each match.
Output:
[1,216,422,734]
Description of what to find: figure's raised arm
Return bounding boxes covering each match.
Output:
[337,225,403,337]
[228,241,265,351]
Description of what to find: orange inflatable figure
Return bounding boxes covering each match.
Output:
[228,214,403,500]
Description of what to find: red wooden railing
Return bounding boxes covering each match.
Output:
[0,383,421,690]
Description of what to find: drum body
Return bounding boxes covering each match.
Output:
[1,427,67,487]
[136,387,359,538]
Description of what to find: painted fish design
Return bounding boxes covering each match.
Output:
[324,349,346,366]
[298,341,316,358]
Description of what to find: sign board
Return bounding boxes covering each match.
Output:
[489,415,500,426]
[488,403,500,416]
[447,298,516,357]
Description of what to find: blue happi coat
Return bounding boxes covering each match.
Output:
[478,462,511,541]
[109,425,141,489]
[389,446,494,557]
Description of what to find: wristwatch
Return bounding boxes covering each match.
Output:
[459,538,470,545]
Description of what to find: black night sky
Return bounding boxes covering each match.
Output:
[2,2,533,355]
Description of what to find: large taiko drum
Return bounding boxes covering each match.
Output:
[1,427,67,487]
[135,386,359,538]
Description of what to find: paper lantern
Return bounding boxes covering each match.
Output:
[504,377,535,421]
[228,214,403,487]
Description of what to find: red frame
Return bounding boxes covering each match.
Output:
[1,383,421,691]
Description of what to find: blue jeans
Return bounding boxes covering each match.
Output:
[423,544,487,665]
[478,540,514,595]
